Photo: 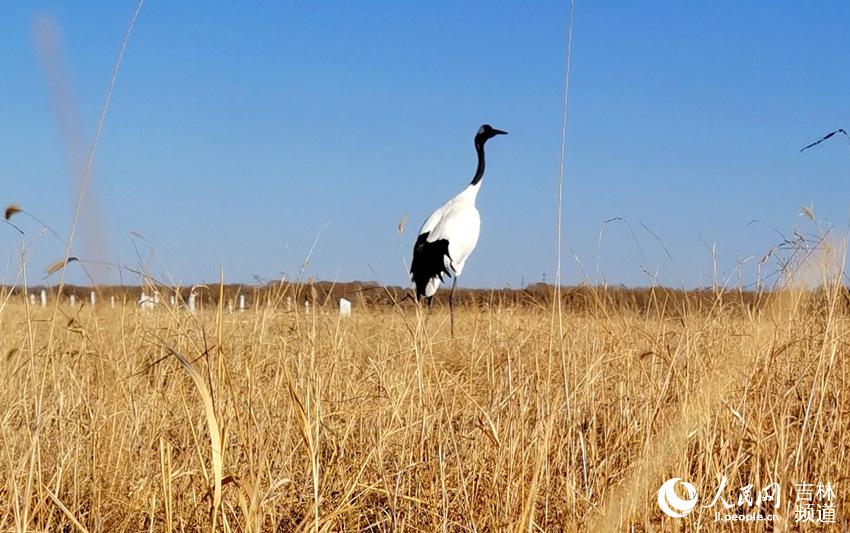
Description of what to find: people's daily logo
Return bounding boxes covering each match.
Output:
[657,478,698,518]
[656,476,836,524]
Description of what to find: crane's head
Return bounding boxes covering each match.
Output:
[475,124,508,144]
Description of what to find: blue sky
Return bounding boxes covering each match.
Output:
[2,1,850,289]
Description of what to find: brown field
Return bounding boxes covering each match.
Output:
[0,283,849,532]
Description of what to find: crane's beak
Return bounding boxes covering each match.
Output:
[492,128,508,136]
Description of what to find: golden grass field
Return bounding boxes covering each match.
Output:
[0,282,848,532]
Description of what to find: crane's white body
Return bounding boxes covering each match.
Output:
[417,182,481,297]
[410,124,505,304]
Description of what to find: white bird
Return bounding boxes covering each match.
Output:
[410,124,507,326]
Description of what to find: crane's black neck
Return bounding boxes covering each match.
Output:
[471,138,485,186]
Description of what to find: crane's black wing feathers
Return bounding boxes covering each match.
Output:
[410,232,452,300]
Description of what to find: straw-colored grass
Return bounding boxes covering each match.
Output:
[0,283,848,532]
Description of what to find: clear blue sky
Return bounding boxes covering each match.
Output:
[2,1,850,289]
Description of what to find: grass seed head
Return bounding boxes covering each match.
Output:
[4,204,22,221]
[45,256,79,276]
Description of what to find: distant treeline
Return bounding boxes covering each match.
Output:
[6,281,849,316]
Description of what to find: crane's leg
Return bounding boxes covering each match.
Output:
[449,277,457,337]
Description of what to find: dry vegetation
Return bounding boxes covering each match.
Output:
[0,279,848,532]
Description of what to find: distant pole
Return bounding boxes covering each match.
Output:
[40,289,47,307]
[238,294,246,311]
[110,295,116,308]
[29,294,37,306]
[286,296,292,311]
[339,298,351,317]
[90,291,96,307]
[227,299,234,313]
[69,294,76,306]
[139,292,156,311]
[188,292,197,313]
[305,300,310,314]
[169,295,176,307]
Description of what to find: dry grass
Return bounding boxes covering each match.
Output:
[0,281,848,532]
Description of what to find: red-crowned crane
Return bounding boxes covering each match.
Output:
[410,124,507,332]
